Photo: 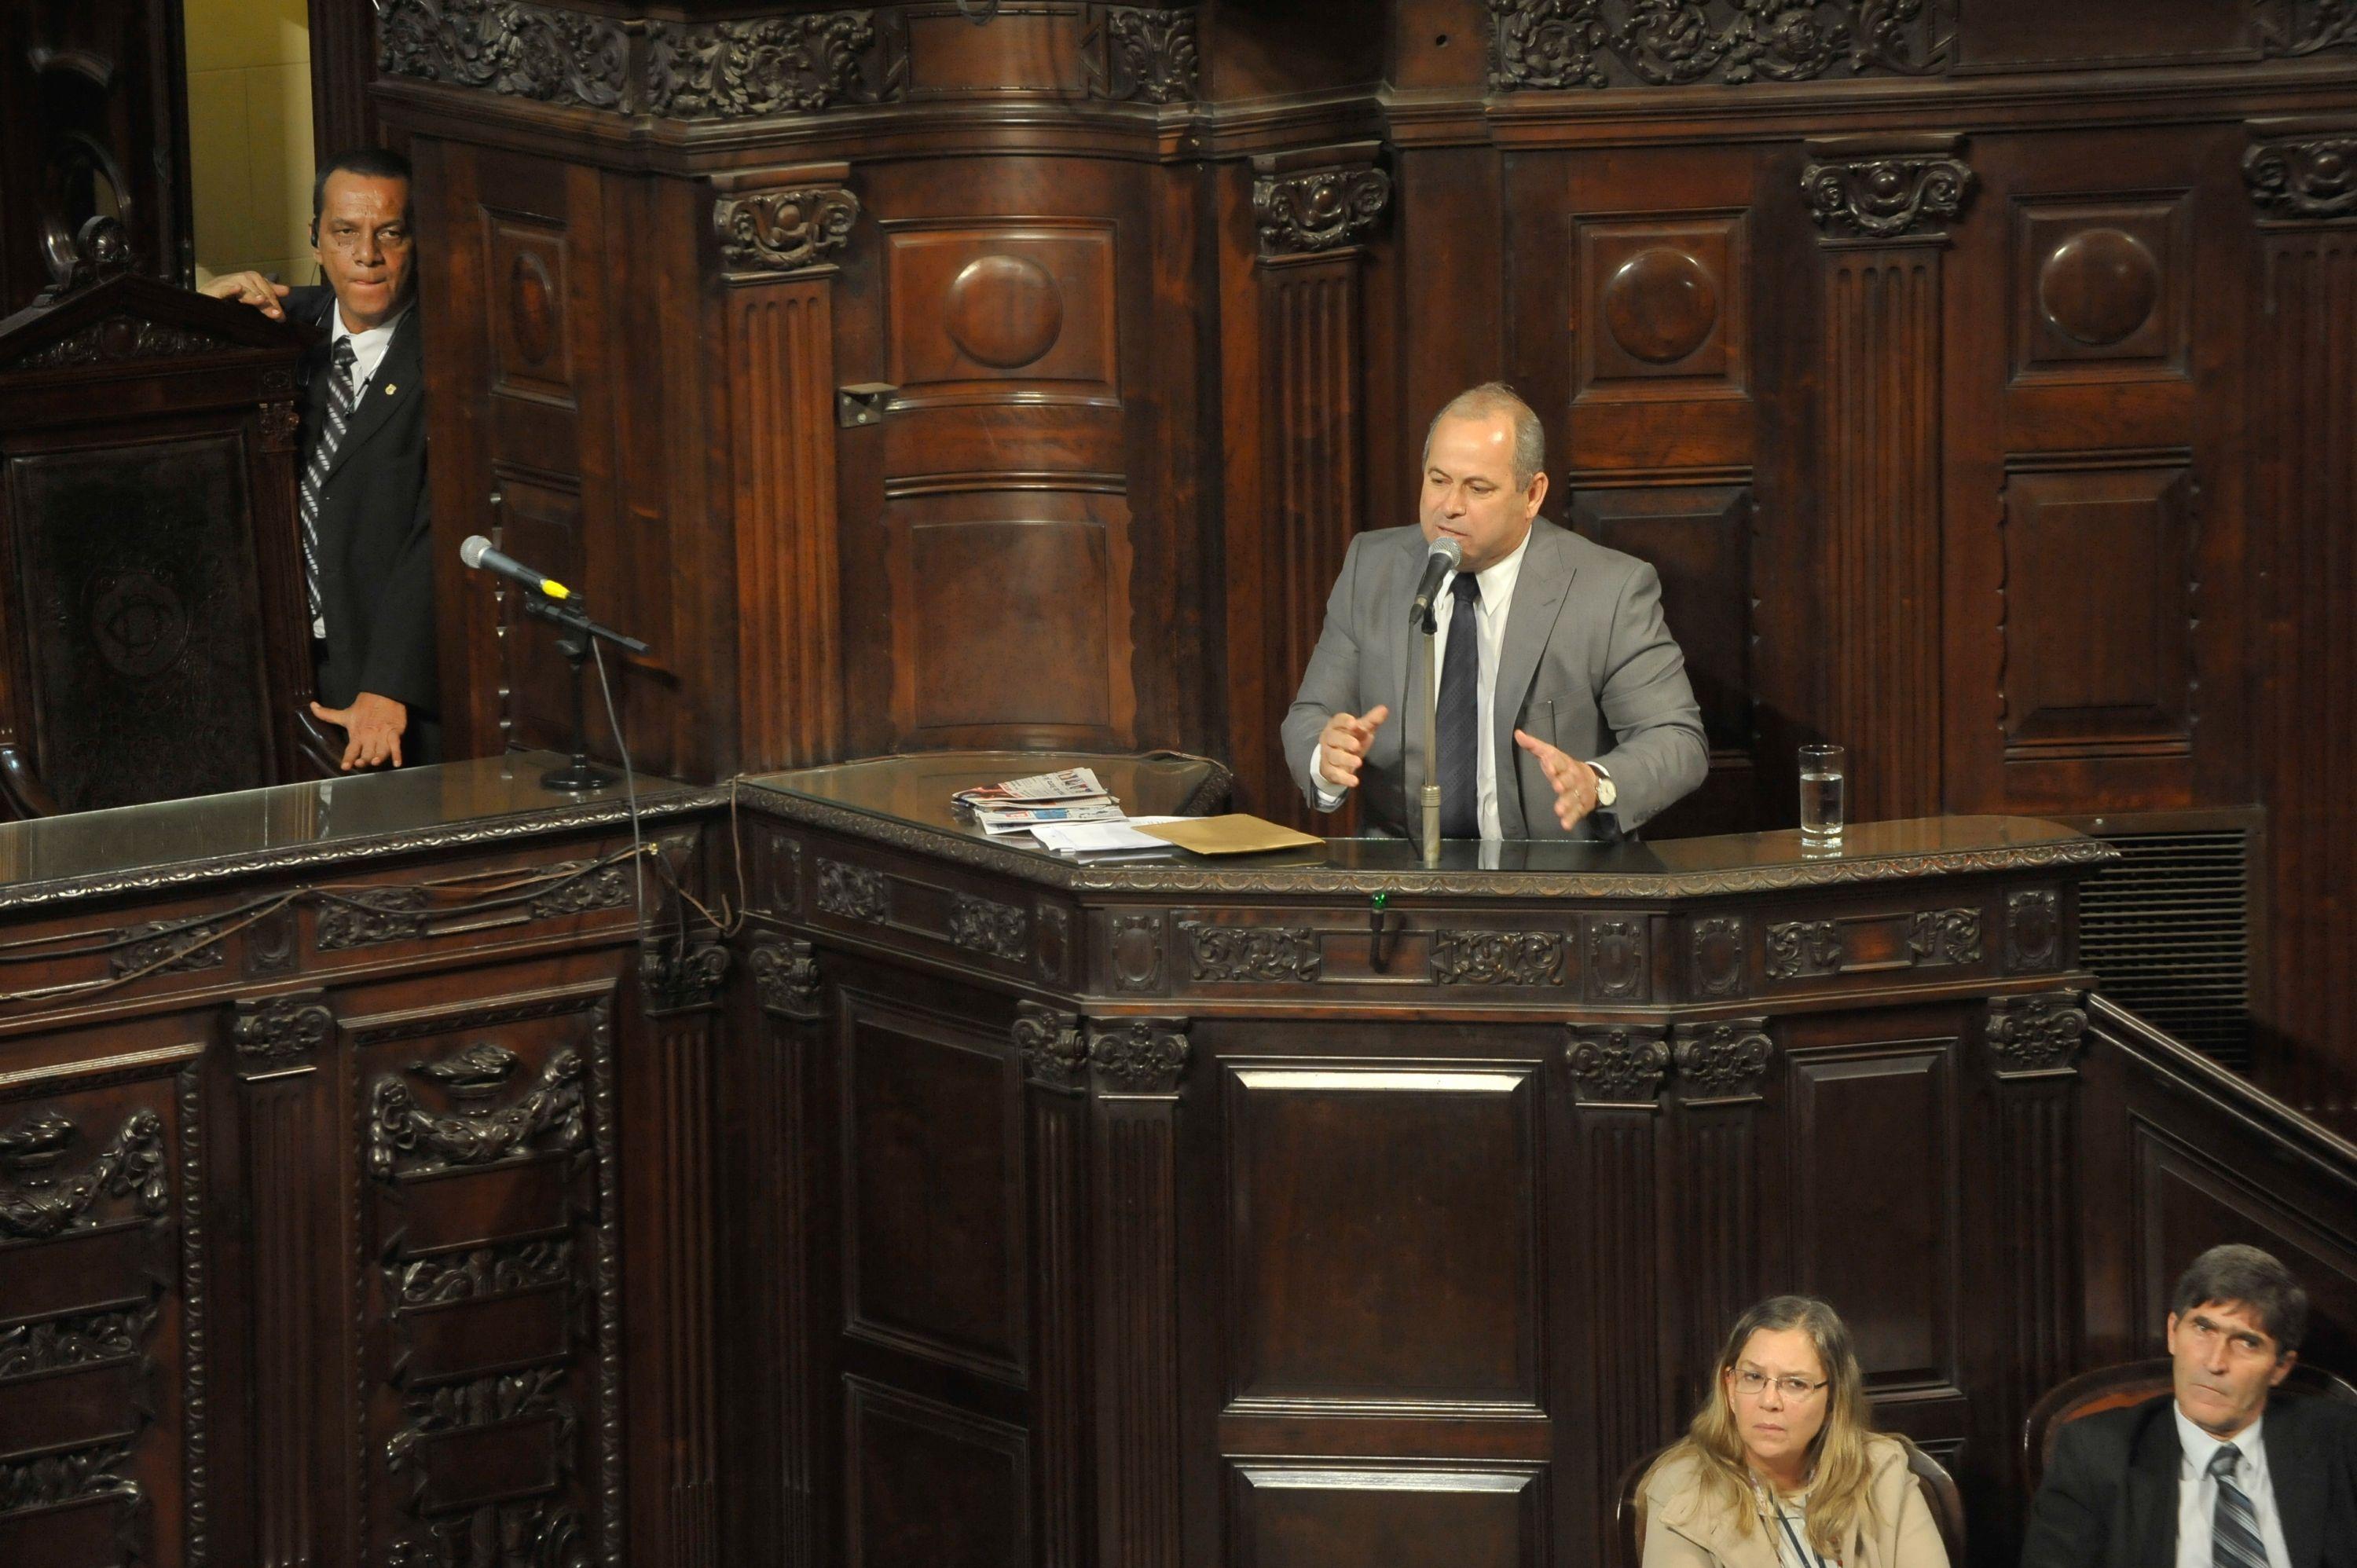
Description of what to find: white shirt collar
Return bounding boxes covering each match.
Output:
[1442,522,1534,613]
[330,302,408,354]
[2174,1399,2269,1482]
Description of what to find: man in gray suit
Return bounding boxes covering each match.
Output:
[1283,383,1706,841]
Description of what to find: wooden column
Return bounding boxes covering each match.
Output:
[229,990,349,1568]
[1230,145,1391,825]
[1087,1016,1189,1568]
[1565,1022,1670,1566]
[713,167,860,772]
[633,938,733,1568]
[1017,1002,1094,1568]
[1667,1018,1775,1416]
[1802,143,1974,822]
[2245,125,2357,1105]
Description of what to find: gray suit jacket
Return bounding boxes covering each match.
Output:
[1281,518,1707,840]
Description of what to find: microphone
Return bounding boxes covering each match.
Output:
[460,534,574,601]
[1408,536,1463,628]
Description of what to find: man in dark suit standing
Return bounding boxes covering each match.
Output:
[2023,1244,2357,1568]
[203,148,436,768]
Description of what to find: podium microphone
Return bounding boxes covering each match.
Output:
[1408,535,1463,628]
[460,534,574,601]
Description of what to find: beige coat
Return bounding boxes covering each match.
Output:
[1640,1436,1950,1568]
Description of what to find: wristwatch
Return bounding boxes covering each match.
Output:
[1590,762,1618,809]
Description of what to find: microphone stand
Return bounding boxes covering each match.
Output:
[1418,599,1442,867]
[519,590,651,793]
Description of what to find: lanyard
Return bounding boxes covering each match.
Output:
[1774,1501,1832,1568]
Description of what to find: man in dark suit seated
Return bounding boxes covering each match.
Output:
[2023,1244,2357,1568]
[203,148,437,768]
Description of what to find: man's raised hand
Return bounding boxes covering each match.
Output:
[1317,705,1391,791]
[200,271,291,321]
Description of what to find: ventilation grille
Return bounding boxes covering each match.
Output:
[2077,827,2254,1072]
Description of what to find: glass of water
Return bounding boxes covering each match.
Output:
[1799,743,1846,844]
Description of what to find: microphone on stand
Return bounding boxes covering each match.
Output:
[1408,536,1464,628]
[460,533,574,601]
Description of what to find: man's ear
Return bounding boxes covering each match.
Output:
[2271,1350,2299,1388]
[1524,469,1550,518]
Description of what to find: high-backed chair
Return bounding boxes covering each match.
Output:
[2023,1356,2357,1493]
[1615,1434,1965,1567]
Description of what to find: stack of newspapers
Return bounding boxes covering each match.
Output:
[951,768,1179,860]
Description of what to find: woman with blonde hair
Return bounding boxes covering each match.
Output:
[1639,1295,1948,1567]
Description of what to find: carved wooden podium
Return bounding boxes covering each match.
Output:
[0,220,327,816]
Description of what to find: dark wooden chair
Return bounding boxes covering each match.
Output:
[1615,1433,1964,1567]
[2022,1355,2357,1494]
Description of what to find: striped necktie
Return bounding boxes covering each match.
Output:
[1436,571,1483,838]
[2211,1443,2267,1568]
[298,338,359,639]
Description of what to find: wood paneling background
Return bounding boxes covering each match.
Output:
[368,2,2357,1101]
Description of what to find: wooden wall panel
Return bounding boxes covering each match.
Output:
[845,1376,1030,1568]
[1227,1463,1541,1568]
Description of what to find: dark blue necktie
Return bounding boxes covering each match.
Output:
[2211,1445,2267,1568]
[1437,571,1482,838]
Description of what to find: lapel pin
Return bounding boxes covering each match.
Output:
[383,383,398,396]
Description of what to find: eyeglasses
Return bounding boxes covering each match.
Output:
[1730,1367,1828,1401]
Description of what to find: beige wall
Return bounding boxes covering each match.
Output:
[182,0,313,288]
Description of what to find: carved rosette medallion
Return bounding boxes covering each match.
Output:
[1985,991,2089,1078]
[1486,0,1952,92]
[1087,6,1200,103]
[1086,1017,1190,1094]
[2005,888,2061,973]
[377,0,631,108]
[1672,1017,1775,1103]
[748,938,825,1020]
[715,186,860,273]
[1567,1024,1671,1106]
[1801,154,1974,240]
[948,893,1029,962]
[2243,134,2357,222]
[1689,914,1748,999]
[1178,921,1321,982]
[816,859,889,922]
[1765,920,1842,980]
[230,991,335,1075]
[1252,167,1392,258]
[638,939,731,1015]
[1908,907,1984,967]
[1429,929,1567,987]
[1585,916,1649,1001]
[1014,1002,1088,1092]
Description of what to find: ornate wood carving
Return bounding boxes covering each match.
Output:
[1037,903,1073,985]
[376,0,632,109]
[1907,907,1984,966]
[317,888,431,950]
[14,313,236,370]
[1086,6,1200,103]
[1488,0,1952,91]
[1252,166,1392,258]
[1985,991,2089,1077]
[750,937,826,1020]
[1429,929,1568,986]
[2244,133,2357,222]
[366,1048,588,1178]
[0,1109,169,1240]
[1672,1018,1776,1103]
[643,12,901,118]
[1765,919,1842,980]
[229,990,336,1076]
[1110,912,1164,991]
[1689,914,1748,999]
[2257,3,2357,58]
[638,937,731,1015]
[530,860,634,918]
[1801,153,1975,239]
[2005,889,2061,973]
[949,892,1030,962]
[113,918,225,976]
[1015,1001,1089,1092]
[1585,916,1650,1001]
[1566,1023,1671,1106]
[1178,921,1320,983]
[258,400,302,453]
[245,906,299,976]
[1087,1017,1191,1094]
[716,187,860,274]
[816,859,889,922]
[1088,1012,1187,1567]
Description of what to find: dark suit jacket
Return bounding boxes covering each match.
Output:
[2022,1393,2357,1568]
[1280,517,1708,840]
[289,286,438,750]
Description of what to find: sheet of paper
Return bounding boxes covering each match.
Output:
[1134,814,1324,856]
[1031,821,1172,854]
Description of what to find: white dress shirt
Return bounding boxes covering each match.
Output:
[1310,529,1530,841]
[329,303,407,395]
[2175,1403,2291,1568]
